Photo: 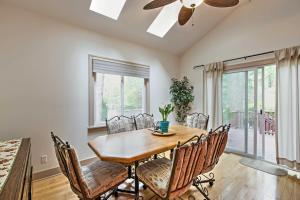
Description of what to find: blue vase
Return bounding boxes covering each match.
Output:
[160,121,169,133]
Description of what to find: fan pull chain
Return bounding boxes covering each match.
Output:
[192,8,195,27]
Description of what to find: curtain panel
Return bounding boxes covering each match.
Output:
[203,62,224,130]
[275,46,300,170]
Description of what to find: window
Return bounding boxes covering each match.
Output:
[89,56,150,127]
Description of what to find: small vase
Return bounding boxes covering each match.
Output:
[160,121,169,133]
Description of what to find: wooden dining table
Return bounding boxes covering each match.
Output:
[88,125,207,199]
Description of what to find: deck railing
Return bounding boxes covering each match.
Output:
[227,111,276,135]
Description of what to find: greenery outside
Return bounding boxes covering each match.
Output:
[95,73,144,124]
[222,65,276,128]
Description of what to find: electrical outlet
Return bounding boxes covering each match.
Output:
[41,155,47,164]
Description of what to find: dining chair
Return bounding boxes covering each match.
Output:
[105,115,137,179]
[134,113,166,162]
[192,124,230,199]
[106,115,135,134]
[50,133,127,200]
[136,135,208,200]
[185,113,209,130]
[134,113,155,130]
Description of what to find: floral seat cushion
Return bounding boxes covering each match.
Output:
[186,114,208,130]
[135,114,154,130]
[136,157,172,198]
[107,117,135,134]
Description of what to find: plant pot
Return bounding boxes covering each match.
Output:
[160,121,170,133]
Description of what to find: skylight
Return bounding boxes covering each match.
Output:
[89,0,127,20]
[147,1,182,38]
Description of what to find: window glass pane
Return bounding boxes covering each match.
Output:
[222,72,246,152]
[263,65,276,163]
[247,70,255,155]
[124,76,144,116]
[257,68,263,157]
[95,73,121,124]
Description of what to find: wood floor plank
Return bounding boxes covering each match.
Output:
[32,154,300,200]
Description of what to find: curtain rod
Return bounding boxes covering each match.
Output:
[193,50,275,70]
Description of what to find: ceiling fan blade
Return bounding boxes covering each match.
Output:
[204,0,239,7]
[178,6,194,26]
[143,0,177,10]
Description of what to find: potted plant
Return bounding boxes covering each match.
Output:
[170,76,194,123]
[159,104,174,133]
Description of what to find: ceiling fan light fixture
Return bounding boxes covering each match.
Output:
[180,0,204,8]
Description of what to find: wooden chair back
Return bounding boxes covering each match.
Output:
[50,133,86,198]
[202,125,230,173]
[51,132,68,177]
[166,135,208,199]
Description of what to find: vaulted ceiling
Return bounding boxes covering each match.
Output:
[2,0,247,55]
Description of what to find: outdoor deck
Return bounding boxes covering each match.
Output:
[228,128,276,163]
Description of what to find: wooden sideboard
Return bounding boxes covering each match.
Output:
[0,138,32,200]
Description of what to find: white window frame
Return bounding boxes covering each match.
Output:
[88,55,150,128]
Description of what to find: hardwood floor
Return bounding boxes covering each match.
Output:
[32,154,300,200]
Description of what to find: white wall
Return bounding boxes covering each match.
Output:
[0,3,179,172]
[180,0,300,112]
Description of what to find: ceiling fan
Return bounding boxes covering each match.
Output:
[143,0,239,25]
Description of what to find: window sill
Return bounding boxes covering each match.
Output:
[88,125,107,134]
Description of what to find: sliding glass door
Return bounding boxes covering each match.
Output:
[222,64,276,162]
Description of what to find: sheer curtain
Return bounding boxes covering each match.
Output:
[203,62,224,130]
[276,46,300,170]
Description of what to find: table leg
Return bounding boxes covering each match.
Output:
[128,165,132,178]
[134,161,139,200]
[170,148,174,160]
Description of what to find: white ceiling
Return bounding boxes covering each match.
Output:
[2,0,246,55]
